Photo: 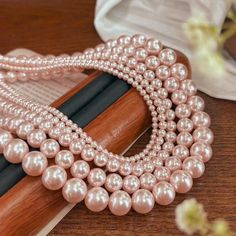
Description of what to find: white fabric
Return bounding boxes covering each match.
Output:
[94,0,236,100]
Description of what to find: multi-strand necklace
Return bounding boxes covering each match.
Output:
[0,35,213,215]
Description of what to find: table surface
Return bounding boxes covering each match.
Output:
[1,1,236,235]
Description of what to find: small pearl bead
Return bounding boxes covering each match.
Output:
[0,129,13,153]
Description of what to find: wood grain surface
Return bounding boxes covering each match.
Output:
[0,1,235,235]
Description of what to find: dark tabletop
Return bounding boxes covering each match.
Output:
[0,1,236,235]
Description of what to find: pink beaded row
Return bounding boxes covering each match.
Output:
[0,34,213,215]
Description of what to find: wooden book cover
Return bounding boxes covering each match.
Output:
[0,49,190,236]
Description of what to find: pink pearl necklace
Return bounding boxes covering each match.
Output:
[0,35,213,215]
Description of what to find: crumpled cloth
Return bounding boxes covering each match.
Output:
[94,0,236,100]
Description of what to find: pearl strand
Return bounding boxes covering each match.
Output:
[0,34,213,215]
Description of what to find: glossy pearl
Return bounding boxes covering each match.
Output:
[132,189,154,214]
[70,160,90,179]
[191,111,211,128]
[193,127,214,144]
[16,121,34,139]
[119,161,132,176]
[177,118,193,132]
[145,38,162,54]
[152,181,175,205]
[87,168,106,187]
[159,48,176,65]
[58,133,73,147]
[182,156,205,178]
[171,90,187,105]
[171,63,188,80]
[175,104,191,119]
[132,162,144,176]
[94,152,108,167]
[154,166,171,181]
[176,131,193,147]
[170,170,193,193]
[164,77,179,92]
[7,117,25,133]
[180,79,197,96]
[85,187,109,212]
[172,144,189,161]
[4,139,29,163]
[190,141,213,163]
[40,139,60,158]
[81,146,96,161]
[106,157,120,172]
[27,129,47,148]
[187,95,205,112]
[0,129,13,153]
[140,173,156,190]
[22,151,48,176]
[69,139,84,154]
[155,65,170,80]
[55,150,74,169]
[165,156,182,172]
[105,173,123,192]
[62,178,87,203]
[123,175,140,194]
[109,190,131,216]
[42,165,67,190]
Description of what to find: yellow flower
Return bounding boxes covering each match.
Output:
[175,198,207,235]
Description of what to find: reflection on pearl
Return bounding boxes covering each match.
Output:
[16,121,34,139]
[190,141,213,163]
[182,156,205,178]
[105,173,123,192]
[4,138,29,163]
[62,178,87,203]
[40,139,60,158]
[140,173,156,190]
[42,165,67,190]
[109,190,131,216]
[152,181,175,205]
[27,129,47,148]
[87,168,106,187]
[85,187,109,212]
[132,189,154,214]
[123,175,140,194]
[170,170,193,193]
[22,151,48,176]
[70,160,90,179]
[0,129,13,153]
[55,150,74,169]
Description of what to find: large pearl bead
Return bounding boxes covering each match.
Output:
[177,118,193,132]
[109,190,132,216]
[85,187,109,212]
[165,156,182,172]
[190,141,213,163]
[40,139,60,158]
[154,166,171,181]
[55,150,74,169]
[140,173,156,190]
[180,79,197,96]
[191,111,211,128]
[159,48,176,66]
[193,127,214,144]
[0,129,13,153]
[172,144,189,161]
[106,157,120,172]
[81,146,96,161]
[42,165,67,190]
[132,162,144,176]
[105,173,123,192]
[69,139,84,155]
[187,95,205,112]
[70,160,90,179]
[22,151,48,176]
[145,38,162,54]
[4,139,29,163]
[182,156,205,178]
[87,168,106,187]
[119,161,132,176]
[27,129,47,148]
[171,90,187,105]
[132,189,154,214]
[170,170,193,193]
[16,121,34,139]
[123,175,140,194]
[7,117,25,133]
[152,181,175,205]
[171,63,188,80]
[58,133,73,147]
[62,178,87,203]
[94,152,108,167]
[176,131,193,147]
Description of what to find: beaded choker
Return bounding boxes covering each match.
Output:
[0,35,213,215]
